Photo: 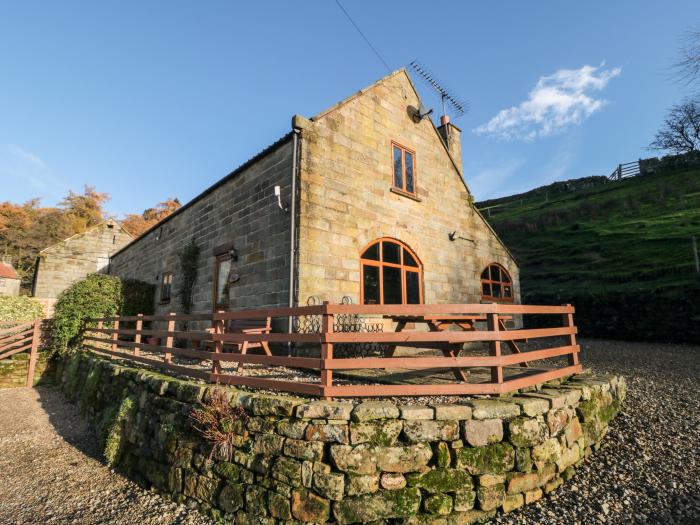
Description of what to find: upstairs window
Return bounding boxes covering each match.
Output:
[160,272,173,304]
[361,238,422,305]
[481,264,513,302]
[392,142,416,195]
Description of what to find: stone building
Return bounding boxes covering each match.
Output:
[0,260,21,296]
[32,219,133,311]
[110,70,519,316]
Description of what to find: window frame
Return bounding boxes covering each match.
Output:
[360,238,423,305]
[212,252,233,311]
[480,263,514,303]
[391,141,417,196]
[160,272,173,304]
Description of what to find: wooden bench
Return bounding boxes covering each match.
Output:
[219,318,273,371]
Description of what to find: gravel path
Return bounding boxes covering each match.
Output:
[0,338,698,524]
[499,338,700,525]
[0,386,214,525]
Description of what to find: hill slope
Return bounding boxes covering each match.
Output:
[478,168,700,342]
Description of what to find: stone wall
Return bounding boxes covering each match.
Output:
[295,70,519,306]
[33,219,133,299]
[109,138,294,315]
[0,276,21,296]
[55,351,625,524]
[0,351,50,388]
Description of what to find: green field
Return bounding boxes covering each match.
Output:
[477,168,700,298]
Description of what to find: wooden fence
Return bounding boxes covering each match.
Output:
[82,303,581,398]
[609,161,640,181]
[0,320,42,387]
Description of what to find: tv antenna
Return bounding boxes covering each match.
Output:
[409,60,468,124]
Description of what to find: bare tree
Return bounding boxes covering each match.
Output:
[675,28,700,88]
[650,99,700,154]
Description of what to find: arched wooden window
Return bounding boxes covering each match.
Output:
[360,239,422,305]
[481,263,514,302]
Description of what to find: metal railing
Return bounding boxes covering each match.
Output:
[82,303,581,398]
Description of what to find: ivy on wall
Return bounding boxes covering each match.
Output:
[178,239,200,314]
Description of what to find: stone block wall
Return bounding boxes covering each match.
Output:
[56,351,625,524]
[109,138,294,315]
[296,70,519,307]
[0,351,50,388]
[33,220,133,299]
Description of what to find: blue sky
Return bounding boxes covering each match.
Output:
[1,1,698,215]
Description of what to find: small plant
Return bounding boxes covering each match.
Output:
[189,389,248,461]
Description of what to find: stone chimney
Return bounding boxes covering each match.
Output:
[437,115,462,173]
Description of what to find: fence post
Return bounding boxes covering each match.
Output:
[134,313,143,357]
[164,312,175,364]
[95,319,103,349]
[487,311,503,384]
[562,304,579,366]
[111,318,119,358]
[320,301,334,399]
[212,311,224,376]
[25,319,41,388]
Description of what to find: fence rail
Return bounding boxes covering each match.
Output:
[82,303,581,398]
[609,161,640,181]
[0,320,42,387]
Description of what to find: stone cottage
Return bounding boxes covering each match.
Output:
[32,219,133,313]
[109,69,519,316]
[0,260,21,296]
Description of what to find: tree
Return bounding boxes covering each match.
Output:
[0,186,109,291]
[675,27,700,88]
[121,198,181,237]
[649,99,700,154]
[60,185,110,232]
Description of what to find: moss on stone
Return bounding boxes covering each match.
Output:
[104,394,137,466]
[406,468,473,493]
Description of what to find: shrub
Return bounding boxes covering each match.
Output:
[0,296,44,324]
[190,389,248,461]
[51,274,122,354]
[121,279,155,317]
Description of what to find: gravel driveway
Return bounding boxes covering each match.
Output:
[0,338,698,524]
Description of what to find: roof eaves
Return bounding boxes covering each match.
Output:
[110,132,294,258]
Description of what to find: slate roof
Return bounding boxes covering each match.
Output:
[0,262,19,280]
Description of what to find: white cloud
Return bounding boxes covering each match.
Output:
[0,144,68,200]
[467,157,527,200]
[474,64,621,141]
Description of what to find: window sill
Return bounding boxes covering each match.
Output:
[390,187,421,202]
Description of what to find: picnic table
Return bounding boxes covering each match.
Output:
[382,313,525,382]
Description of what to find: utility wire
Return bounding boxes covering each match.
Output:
[335,0,392,73]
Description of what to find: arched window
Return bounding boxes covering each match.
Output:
[360,239,422,305]
[481,263,513,302]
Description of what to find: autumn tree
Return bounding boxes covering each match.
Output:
[122,198,181,237]
[0,186,109,291]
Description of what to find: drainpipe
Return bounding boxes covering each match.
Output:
[288,129,301,347]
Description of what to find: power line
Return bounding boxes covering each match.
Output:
[334,0,391,73]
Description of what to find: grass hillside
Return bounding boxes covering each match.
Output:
[479,168,700,296]
[477,167,700,342]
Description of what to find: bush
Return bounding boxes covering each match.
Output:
[121,279,155,317]
[51,274,122,354]
[0,296,44,324]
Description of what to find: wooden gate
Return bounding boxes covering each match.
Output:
[0,320,41,387]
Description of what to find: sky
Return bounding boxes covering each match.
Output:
[1,1,698,216]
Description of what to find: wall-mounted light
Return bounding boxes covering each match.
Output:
[448,231,475,243]
[229,248,238,262]
[274,185,289,213]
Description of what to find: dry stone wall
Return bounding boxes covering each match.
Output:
[55,352,625,524]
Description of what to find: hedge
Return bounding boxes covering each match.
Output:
[51,274,123,354]
[0,296,44,324]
